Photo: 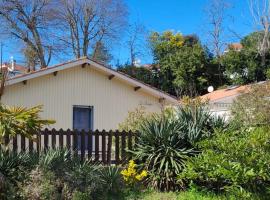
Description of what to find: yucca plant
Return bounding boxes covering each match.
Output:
[132,115,196,191]
[38,148,72,175]
[0,104,55,144]
[99,166,124,197]
[176,106,226,143]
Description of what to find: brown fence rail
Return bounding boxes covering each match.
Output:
[2,129,137,165]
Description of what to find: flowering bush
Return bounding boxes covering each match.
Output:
[121,160,147,185]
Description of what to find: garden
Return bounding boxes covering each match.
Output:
[1,82,270,200]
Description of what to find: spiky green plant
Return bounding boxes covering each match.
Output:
[99,166,124,197]
[0,104,55,144]
[176,106,226,143]
[132,115,196,191]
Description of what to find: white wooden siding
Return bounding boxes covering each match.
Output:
[2,65,168,130]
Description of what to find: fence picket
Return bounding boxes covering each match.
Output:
[101,130,106,164]
[1,129,136,164]
[107,130,112,165]
[13,135,17,153]
[121,131,126,163]
[115,130,120,164]
[88,130,93,160]
[81,130,85,161]
[73,130,78,157]
[95,130,99,162]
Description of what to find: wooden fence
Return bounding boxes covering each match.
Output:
[2,129,138,165]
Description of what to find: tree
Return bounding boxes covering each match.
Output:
[0,0,59,68]
[126,23,146,66]
[205,0,230,85]
[23,44,40,71]
[149,31,209,97]
[91,41,112,64]
[117,64,160,88]
[249,0,270,66]
[222,32,270,84]
[58,0,127,58]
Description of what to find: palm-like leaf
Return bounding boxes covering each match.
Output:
[132,115,196,191]
[0,104,55,144]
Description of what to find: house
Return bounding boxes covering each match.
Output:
[2,57,178,131]
[1,62,27,77]
[224,43,243,53]
[200,85,248,120]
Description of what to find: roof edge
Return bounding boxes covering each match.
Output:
[6,57,179,104]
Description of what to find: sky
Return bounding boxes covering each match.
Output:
[112,0,253,65]
[1,0,254,67]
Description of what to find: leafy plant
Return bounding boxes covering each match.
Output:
[176,105,226,143]
[0,104,55,144]
[179,126,270,199]
[20,167,61,200]
[231,81,270,127]
[131,114,196,191]
[99,165,125,198]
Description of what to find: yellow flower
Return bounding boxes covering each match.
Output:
[140,170,147,177]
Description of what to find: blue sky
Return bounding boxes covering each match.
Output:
[112,0,253,65]
[2,0,254,67]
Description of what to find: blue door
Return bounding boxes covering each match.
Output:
[73,106,93,149]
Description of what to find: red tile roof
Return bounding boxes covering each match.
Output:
[201,85,248,102]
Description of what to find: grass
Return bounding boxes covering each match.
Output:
[125,190,233,200]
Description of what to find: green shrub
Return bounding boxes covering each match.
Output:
[131,104,225,191]
[0,104,55,144]
[0,149,38,199]
[99,166,125,198]
[131,115,196,191]
[64,160,105,200]
[176,106,226,143]
[179,126,270,199]
[230,81,270,127]
[20,167,62,200]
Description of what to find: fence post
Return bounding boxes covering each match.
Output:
[107,130,112,165]
[115,130,120,164]
[87,130,93,160]
[121,131,126,163]
[59,129,64,149]
[13,135,17,153]
[73,130,78,158]
[21,135,26,152]
[44,129,49,151]
[95,130,99,162]
[51,129,56,149]
[101,130,106,164]
[81,130,85,162]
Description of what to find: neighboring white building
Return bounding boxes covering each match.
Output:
[200,85,248,120]
[2,57,178,130]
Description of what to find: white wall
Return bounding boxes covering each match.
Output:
[2,65,168,130]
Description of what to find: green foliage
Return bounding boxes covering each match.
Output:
[129,103,226,191]
[118,106,150,132]
[117,64,160,89]
[222,31,270,85]
[176,106,225,144]
[0,104,55,144]
[149,31,210,97]
[230,82,270,127]
[132,114,196,191]
[99,166,124,198]
[21,168,62,200]
[179,126,270,199]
